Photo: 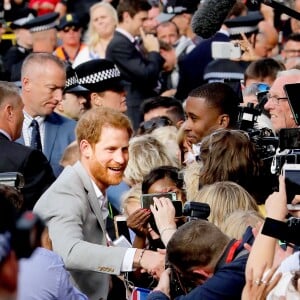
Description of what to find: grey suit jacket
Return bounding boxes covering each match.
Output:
[17,112,76,177]
[34,161,128,300]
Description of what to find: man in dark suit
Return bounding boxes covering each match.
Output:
[17,53,76,177]
[0,81,55,211]
[106,0,165,130]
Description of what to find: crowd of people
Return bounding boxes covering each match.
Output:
[1,0,300,299]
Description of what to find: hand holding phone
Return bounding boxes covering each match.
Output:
[282,164,300,204]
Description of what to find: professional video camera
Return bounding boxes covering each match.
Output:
[236,91,278,161]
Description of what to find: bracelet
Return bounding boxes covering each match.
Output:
[160,227,176,237]
[138,248,146,268]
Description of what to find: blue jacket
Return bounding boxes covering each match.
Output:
[148,227,254,300]
[17,112,76,177]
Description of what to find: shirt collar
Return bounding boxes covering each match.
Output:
[116,27,136,43]
[23,110,45,128]
[0,129,12,141]
[91,179,105,200]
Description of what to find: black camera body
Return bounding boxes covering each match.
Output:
[183,201,210,221]
[262,217,300,246]
[236,102,278,161]
[0,172,24,190]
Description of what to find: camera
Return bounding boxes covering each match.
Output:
[262,217,300,246]
[182,201,210,221]
[0,172,24,190]
[140,192,182,217]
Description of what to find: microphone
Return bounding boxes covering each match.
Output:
[191,0,237,39]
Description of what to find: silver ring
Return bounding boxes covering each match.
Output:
[261,280,269,285]
[255,279,262,286]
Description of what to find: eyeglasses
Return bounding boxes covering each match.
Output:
[137,116,173,135]
[266,93,288,105]
[62,26,80,33]
[283,49,300,54]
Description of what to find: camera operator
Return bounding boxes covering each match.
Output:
[147,218,253,300]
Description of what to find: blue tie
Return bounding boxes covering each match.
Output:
[30,119,42,151]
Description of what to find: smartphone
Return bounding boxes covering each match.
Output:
[211,41,241,60]
[140,192,182,217]
[279,128,300,150]
[140,192,177,209]
[282,163,300,204]
[283,83,300,125]
[113,215,131,243]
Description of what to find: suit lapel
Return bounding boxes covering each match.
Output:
[44,114,60,159]
[73,162,106,233]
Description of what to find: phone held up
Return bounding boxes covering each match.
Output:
[211,41,241,60]
[140,192,182,217]
[282,163,300,209]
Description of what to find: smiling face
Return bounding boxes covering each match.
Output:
[184,96,223,144]
[22,60,66,117]
[264,75,300,132]
[81,126,130,192]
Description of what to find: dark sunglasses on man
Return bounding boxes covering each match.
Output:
[63,26,80,33]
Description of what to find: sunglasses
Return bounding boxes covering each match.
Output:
[138,116,173,135]
[62,26,80,33]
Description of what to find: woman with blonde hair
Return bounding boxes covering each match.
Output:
[194,181,261,228]
[124,135,180,185]
[73,2,118,67]
[220,210,264,240]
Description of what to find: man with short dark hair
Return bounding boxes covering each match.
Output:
[141,96,184,127]
[106,0,164,130]
[184,82,239,146]
[148,219,252,300]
